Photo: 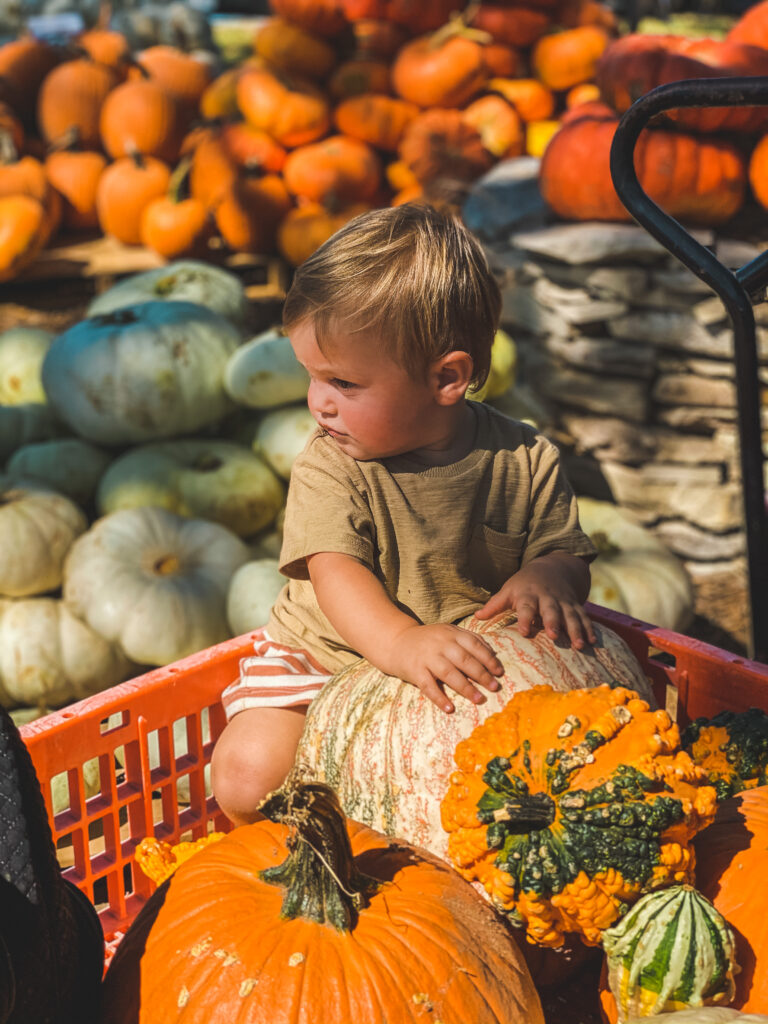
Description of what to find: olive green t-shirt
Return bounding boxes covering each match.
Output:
[267,401,596,671]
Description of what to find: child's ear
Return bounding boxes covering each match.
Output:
[431,351,474,405]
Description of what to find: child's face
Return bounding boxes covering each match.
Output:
[289,319,443,461]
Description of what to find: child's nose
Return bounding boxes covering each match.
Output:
[308,380,335,417]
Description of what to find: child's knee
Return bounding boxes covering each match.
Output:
[210,708,306,825]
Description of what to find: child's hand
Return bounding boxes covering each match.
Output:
[475,552,597,650]
[391,623,504,714]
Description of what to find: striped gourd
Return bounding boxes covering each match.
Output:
[294,611,655,863]
[602,885,738,1021]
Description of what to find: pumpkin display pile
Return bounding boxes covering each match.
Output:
[539,0,768,223]
[0,0,625,279]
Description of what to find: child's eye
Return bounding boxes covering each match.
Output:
[331,378,356,390]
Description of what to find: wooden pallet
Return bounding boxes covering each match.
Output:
[9,234,290,304]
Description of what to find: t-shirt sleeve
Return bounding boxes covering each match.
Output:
[522,435,597,565]
[278,438,375,580]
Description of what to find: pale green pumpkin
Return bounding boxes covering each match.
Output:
[0,476,87,598]
[252,403,316,479]
[7,438,111,505]
[603,886,738,1021]
[226,558,285,635]
[96,439,285,537]
[0,403,66,463]
[42,301,240,445]
[86,260,248,325]
[0,596,134,709]
[63,506,250,665]
[224,328,310,409]
[577,497,694,631]
[0,327,54,405]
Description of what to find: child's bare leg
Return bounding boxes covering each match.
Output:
[210,706,308,826]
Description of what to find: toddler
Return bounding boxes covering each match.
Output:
[211,203,597,825]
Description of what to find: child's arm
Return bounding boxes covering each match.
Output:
[307,550,503,714]
[474,551,597,649]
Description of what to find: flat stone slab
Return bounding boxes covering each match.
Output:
[608,310,733,358]
[463,157,548,241]
[532,277,628,323]
[545,333,655,377]
[512,222,713,265]
[654,519,745,561]
[652,373,737,408]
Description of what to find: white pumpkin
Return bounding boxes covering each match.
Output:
[252,404,316,479]
[0,326,54,404]
[0,597,134,709]
[224,328,310,409]
[0,477,87,597]
[63,506,250,665]
[226,558,285,635]
[577,497,695,631]
[0,403,66,462]
[7,439,111,505]
[96,439,285,537]
[41,301,240,445]
[86,260,247,325]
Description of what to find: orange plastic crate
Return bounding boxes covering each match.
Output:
[18,607,768,965]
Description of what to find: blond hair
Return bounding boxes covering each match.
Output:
[282,203,501,388]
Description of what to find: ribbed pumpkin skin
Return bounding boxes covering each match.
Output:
[602,886,737,1019]
[441,682,717,947]
[295,613,654,864]
[101,815,545,1024]
[695,787,768,1011]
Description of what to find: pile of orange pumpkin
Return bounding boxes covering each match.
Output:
[539,0,768,225]
[0,0,620,278]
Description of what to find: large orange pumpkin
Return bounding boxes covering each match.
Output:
[277,201,371,266]
[532,24,611,91]
[37,57,119,148]
[283,134,382,204]
[694,786,768,1012]
[0,153,61,244]
[96,154,171,245]
[214,173,292,254]
[101,782,545,1024]
[392,28,489,109]
[140,158,210,258]
[398,107,494,186]
[0,194,49,281]
[255,17,337,80]
[0,36,59,125]
[131,47,213,124]
[236,67,331,149]
[99,78,181,164]
[539,103,747,226]
[728,0,768,48]
[334,93,418,151]
[44,149,107,230]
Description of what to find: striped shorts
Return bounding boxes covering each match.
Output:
[220,628,334,721]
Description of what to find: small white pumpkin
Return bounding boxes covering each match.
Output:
[224,328,310,409]
[0,403,66,462]
[96,439,285,537]
[578,497,695,631]
[63,506,250,665]
[252,404,316,479]
[0,476,87,597]
[226,558,285,635]
[7,438,111,505]
[42,301,240,445]
[0,597,134,709]
[0,326,54,405]
[86,260,247,325]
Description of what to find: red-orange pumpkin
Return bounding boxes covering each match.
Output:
[694,786,768,1011]
[269,0,348,37]
[131,46,213,124]
[0,36,59,125]
[728,0,768,48]
[44,149,107,230]
[398,107,494,186]
[462,94,525,159]
[0,194,49,281]
[596,34,768,134]
[100,783,545,1024]
[334,93,419,151]
[37,57,119,148]
[341,0,458,34]
[140,158,210,258]
[539,103,747,226]
[532,24,611,91]
[214,173,292,254]
[469,3,553,47]
[255,18,337,80]
[278,201,371,266]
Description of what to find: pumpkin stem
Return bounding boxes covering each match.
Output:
[258,781,381,932]
[0,131,19,165]
[429,6,492,49]
[168,155,193,203]
[589,530,621,558]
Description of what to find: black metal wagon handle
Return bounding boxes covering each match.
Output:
[609,77,768,663]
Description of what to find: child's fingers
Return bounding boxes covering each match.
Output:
[474,591,506,619]
[562,605,597,648]
[515,597,540,636]
[455,633,504,679]
[414,670,455,714]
